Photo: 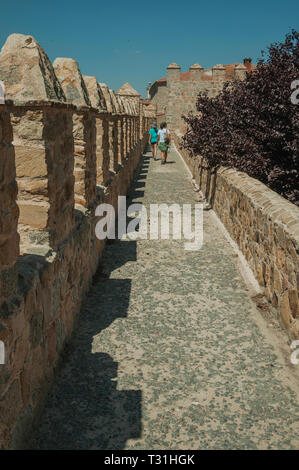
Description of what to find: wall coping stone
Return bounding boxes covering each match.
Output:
[175,131,299,249]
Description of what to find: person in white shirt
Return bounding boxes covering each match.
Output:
[157,122,171,165]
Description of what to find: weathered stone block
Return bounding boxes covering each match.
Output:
[18,201,49,229]
[14,146,47,178]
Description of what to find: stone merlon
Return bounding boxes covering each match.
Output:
[83,75,107,112]
[53,57,91,107]
[0,33,66,103]
[117,82,140,97]
[98,82,114,113]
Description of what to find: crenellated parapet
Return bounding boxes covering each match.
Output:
[0,32,155,449]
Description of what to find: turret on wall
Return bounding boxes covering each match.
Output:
[166,63,181,131]
[189,63,203,81]
[167,62,181,82]
[212,64,226,81]
[234,63,247,81]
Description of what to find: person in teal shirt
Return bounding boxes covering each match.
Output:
[148,122,158,160]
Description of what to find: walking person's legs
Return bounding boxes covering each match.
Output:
[152,143,157,159]
[151,143,154,158]
[161,150,167,164]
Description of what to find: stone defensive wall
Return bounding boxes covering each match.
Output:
[0,34,155,448]
[175,134,299,340]
[151,61,250,134]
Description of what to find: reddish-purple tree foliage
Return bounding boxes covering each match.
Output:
[183,30,299,205]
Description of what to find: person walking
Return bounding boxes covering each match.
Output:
[148,122,159,160]
[158,122,171,164]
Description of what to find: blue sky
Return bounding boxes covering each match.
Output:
[0,0,298,97]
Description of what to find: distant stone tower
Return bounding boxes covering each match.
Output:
[150,58,256,132]
[166,63,181,130]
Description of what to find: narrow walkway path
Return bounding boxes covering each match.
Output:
[31,146,299,450]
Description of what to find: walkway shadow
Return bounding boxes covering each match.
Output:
[29,276,142,450]
[27,148,157,450]
[100,240,137,277]
[127,150,151,202]
[28,146,157,449]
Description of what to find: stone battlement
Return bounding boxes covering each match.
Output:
[150,59,254,132]
[0,33,155,449]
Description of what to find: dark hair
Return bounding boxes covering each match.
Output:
[160,121,167,129]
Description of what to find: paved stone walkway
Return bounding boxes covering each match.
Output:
[31,146,299,450]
